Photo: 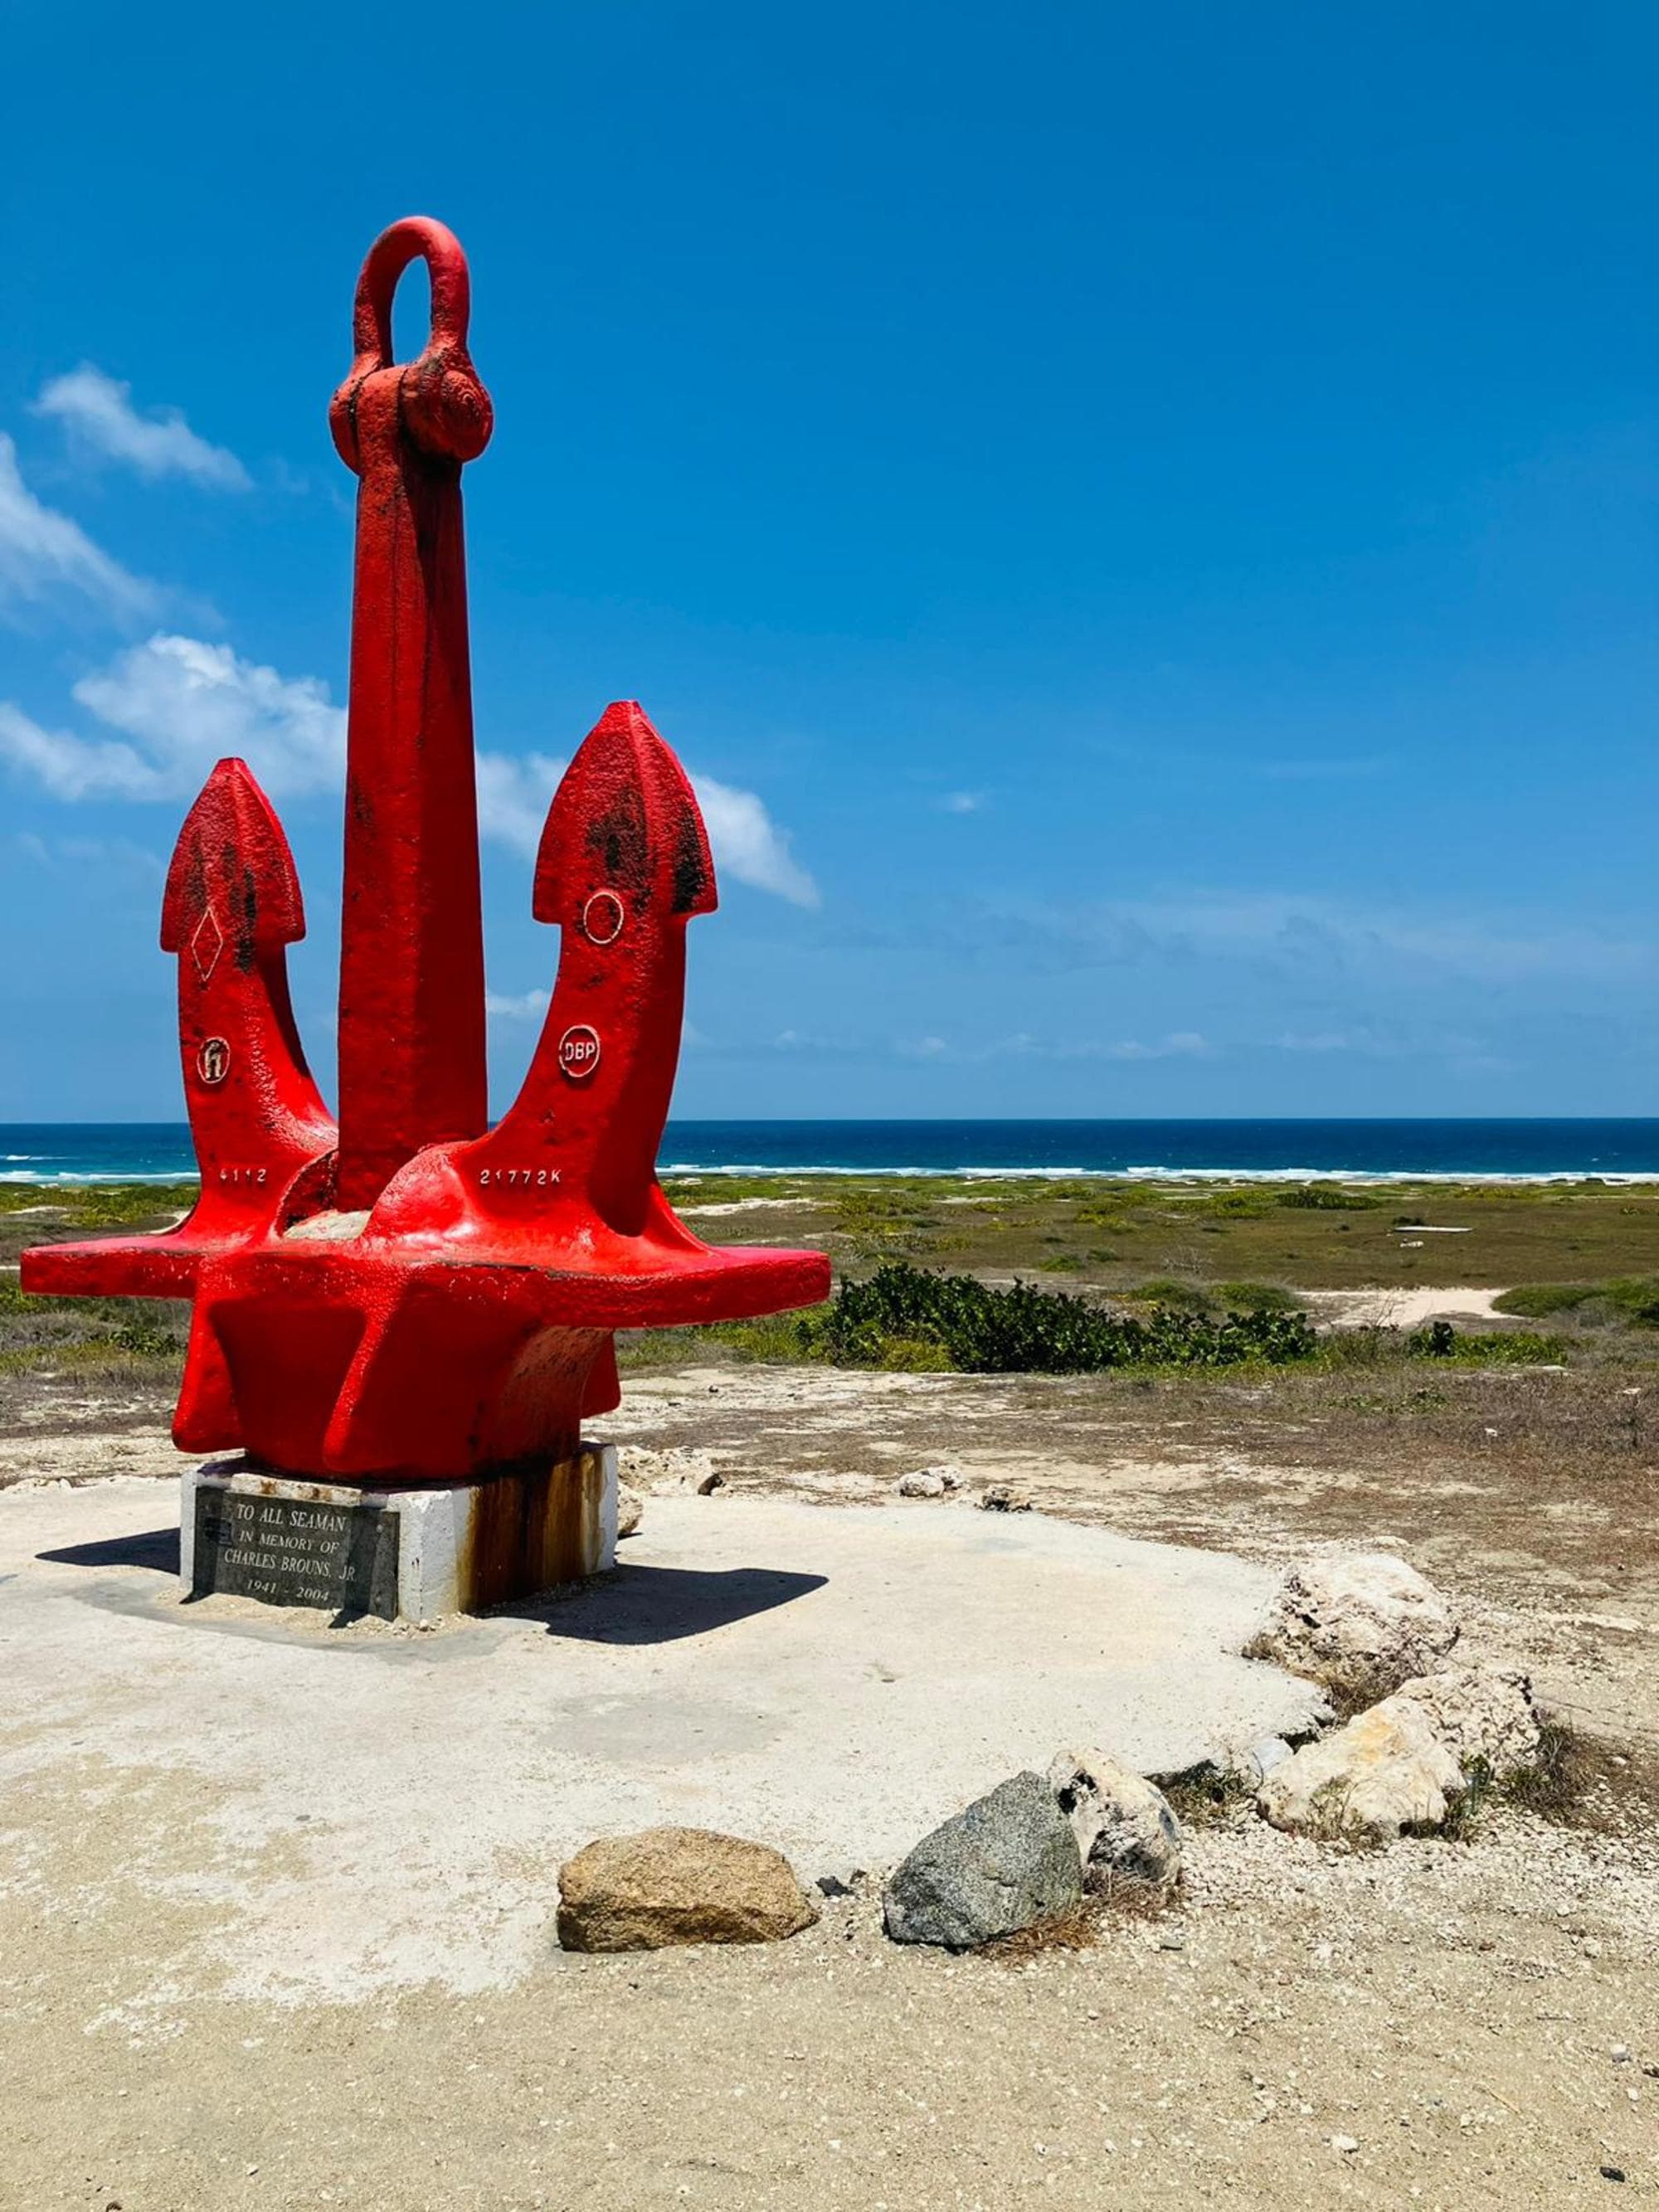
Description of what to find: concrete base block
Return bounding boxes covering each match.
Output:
[180,1444,618,1623]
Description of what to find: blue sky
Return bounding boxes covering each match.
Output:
[2,2,1653,1121]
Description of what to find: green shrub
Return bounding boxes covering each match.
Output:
[817,1263,1316,1375]
[1495,1277,1659,1328]
[1193,1189,1275,1218]
[1215,1281,1299,1312]
[1126,1279,1212,1311]
[1408,1322,1567,1364]
[1276,1186,1380,1210]
[1492,1283,1594,1318]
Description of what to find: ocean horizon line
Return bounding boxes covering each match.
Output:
[4,1116,1658,1186]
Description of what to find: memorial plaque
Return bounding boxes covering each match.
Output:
[192,1488,400,1618]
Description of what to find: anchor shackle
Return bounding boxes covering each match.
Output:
[328,216,493,473]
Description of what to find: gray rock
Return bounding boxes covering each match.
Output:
[815,1864,868,1898]
[978,1485,1034,1514]
[883,1772,1082,1949]
[1251,1552,1459,1699]
[1048,1749,1184,1889]
[1240,1735,1294,1787]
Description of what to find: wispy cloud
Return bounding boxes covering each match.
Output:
[1254,756,1393,782]
[0,434,158,620]
[474,749,567,856]
[695,774,818,907]
[12,829,163,879]
[893,1029,1213,1065]
[1000,888,1654,989]
[937,790,985,814]
[484,987,551,1021]
[0,634,820,905]
[1100,1030,1210,1061]
[35,365,251,490]
[472,745,819,907]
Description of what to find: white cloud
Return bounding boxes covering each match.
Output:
[1100,1031,1210,1061]
[474,749,566,858]
[1008,888,1655,989]
[12,829,163,878]
[0,700,161,800]
[0,434,158,619]
[16,633,345,799]
[0,634,819,907]
[694,773,818,907]
[35,365,251,490]
[937,790,985,814]
[471,746,818,907]
[893,1028,1212,1065]
[484,988,550,1020]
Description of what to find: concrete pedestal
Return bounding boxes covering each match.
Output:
[181,1444,618,1623]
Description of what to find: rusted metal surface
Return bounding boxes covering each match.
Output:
[22,216,829,1485]
[456,1446,610,1612]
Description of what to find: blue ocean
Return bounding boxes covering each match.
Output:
[3,1120,1658,1184]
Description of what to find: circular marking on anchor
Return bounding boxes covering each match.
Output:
[558,1024,601,1080]
[581,889,626,946]
[197,1037,231,1086]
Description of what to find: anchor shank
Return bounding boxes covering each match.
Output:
[329,218,494,1209]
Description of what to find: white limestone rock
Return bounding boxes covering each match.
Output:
[621,1445,724,1496]
[1048,1748,1184,1889]
[1387,1662,1540,1775]
[898,1465,964,1498]
[1252,1552,1459,1699]
[615,1484,644,1539]
[1257,1701,1464,1840]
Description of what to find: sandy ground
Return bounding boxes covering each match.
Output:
[596,1364,1659,1757]
[2,1369,1657,2207]
[0,1481,1326,2005]
[1304,1286,1506,1330]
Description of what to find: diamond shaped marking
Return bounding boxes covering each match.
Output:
[191,904,225,985]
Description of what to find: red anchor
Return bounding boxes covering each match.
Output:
[22,217,829,1481]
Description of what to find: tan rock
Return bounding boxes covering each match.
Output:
[1252,1552,1459,1699]
[1258,1701,1463,1840]
[557,1827,820,1952]
[615,1484,643,1539]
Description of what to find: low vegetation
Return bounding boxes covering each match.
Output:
[813,1262,1316,1374]
[1494,1276,1659,1328]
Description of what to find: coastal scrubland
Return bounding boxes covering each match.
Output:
[4,1170,1657,1426]
[3,1174,1657,2208]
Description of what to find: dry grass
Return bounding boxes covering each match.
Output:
[980,1873,1176,1964]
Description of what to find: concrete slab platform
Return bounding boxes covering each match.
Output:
[0,1475,1323,2001]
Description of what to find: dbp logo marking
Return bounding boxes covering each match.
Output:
[197,1037,231,1086]
[557,1024,601,1080]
